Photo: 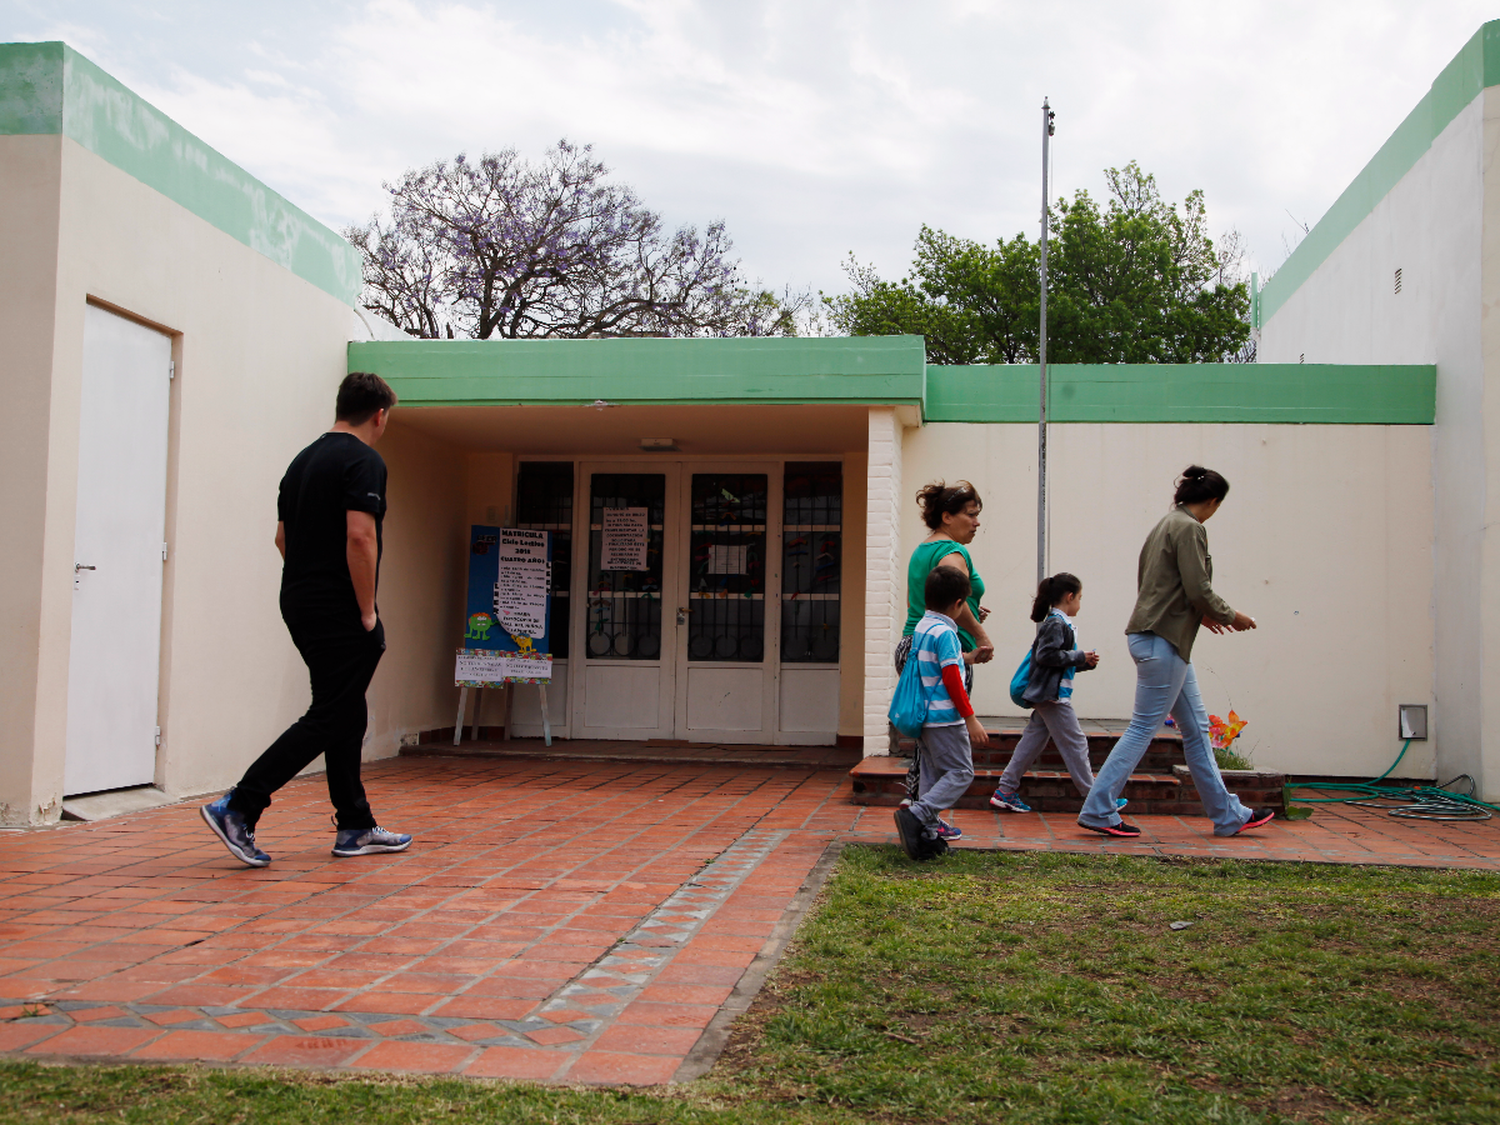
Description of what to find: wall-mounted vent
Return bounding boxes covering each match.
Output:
[1394,267,1403,295]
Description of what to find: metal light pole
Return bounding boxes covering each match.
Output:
[1037,98,1055,585]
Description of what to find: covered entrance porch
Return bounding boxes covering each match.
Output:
[361,335,927,756]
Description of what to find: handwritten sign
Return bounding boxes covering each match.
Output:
[461,525,552,670]
[601,507,649,571]
[494,529,551,639]
[707,543,748,575]
[455,647,552,686]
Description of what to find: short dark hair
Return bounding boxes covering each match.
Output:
[925,564,971,612]
[1173,465,1230,506]
[916,480,982,530]
[336,372,398,425]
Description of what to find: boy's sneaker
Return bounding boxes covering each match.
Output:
[1078,818,1142,838]
[893,807,948,860]
[989,789,1032,813]
[332,825,412,857]
[1116,797,1130,810]
[933,819,963,841]
[1235,807,1276,834]
[200,793,270,868]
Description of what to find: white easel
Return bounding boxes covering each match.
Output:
[454,681,551,747]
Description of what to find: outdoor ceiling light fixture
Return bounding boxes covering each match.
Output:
[640,437,677,451]
[1398,704,1428,741]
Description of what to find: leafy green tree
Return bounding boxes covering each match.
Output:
[828,162,1250,364]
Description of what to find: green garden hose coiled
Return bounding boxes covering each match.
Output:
[1286,740,1500,821]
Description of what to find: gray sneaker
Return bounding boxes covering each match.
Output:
[332,825,412,857]
[201,793,271,867]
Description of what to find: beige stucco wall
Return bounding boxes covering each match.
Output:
[0,135,466,824]
[364,423,471,755]
[1260,88,1489,794]
[0,134,64,825]
[900,421,1435,780]
[1479,86,1500,802]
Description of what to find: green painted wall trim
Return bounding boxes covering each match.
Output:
[0,41,361,306]
[1260,20,1499,322]
[350,336,929,407]
[925,363,1435,424]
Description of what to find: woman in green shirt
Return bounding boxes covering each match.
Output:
[894,481,994,827]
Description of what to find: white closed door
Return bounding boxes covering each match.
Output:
[64,304,172,795]
[571,465,680,740]
[673,465,780,743]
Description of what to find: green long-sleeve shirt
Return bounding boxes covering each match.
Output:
[1124,505,1235,662]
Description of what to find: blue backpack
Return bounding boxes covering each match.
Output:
[888,654,928,738]
[1010,639,1038,708]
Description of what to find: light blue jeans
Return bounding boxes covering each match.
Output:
[1078,632,1252,836]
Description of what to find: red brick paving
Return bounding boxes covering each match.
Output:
[2,754,1499,1086]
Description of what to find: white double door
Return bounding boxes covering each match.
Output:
[570,461,782,743]
[64,304,172,795]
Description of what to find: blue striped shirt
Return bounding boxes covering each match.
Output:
[913,611,965,727]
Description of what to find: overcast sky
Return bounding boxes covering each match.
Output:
[4,1,1495,301]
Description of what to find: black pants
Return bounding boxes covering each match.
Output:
[229,609,385,831]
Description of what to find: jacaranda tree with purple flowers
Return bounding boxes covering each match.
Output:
[346,140,802,339]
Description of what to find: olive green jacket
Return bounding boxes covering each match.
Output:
[1124,505,1235,662]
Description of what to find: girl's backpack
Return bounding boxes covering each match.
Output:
[1009,646,1034,709]
[888,652,928,738]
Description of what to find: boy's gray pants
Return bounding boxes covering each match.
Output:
[909,723,975,830]
[997,699,1095,797]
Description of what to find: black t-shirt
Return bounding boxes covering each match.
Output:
[277,432,387,618]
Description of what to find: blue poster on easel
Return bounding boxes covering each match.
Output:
[456,525,553,686]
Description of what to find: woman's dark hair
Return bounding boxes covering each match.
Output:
[925,565,972,612]
[916,480,983,530]
[1173,465,1230,506]
[1031,572,1081,622]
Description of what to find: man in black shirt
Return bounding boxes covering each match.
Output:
[202,372,412,867]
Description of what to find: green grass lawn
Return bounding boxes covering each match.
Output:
[4,848,1498,1123]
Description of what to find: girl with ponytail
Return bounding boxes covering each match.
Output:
[990,573,1115,813]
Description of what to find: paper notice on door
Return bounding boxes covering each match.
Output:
[601,507,649,570]
[706,543,749,575]
[493,529,551,639]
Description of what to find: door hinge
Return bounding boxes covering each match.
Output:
[154,726,162,746]
[168,360,175,380]
[161,542,169,562]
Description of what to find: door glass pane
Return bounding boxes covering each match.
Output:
[781,462,841,663]
[688,473,767,662]
[516,462,573,659]
[586,474,665,660]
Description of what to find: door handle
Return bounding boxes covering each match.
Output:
[75,564,96,573]
[676,606,691,626]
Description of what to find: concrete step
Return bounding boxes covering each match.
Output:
[892,725,1186,776]
[849,756,1286,816]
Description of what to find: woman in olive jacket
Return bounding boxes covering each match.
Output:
[1076,466,1276,839]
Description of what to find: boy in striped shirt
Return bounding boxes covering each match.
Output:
[894,567,989,859]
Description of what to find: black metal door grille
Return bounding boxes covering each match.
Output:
[586,473,665,660]
[781,461,841,663]
[515,461,573,658]
[688,473,767,663]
